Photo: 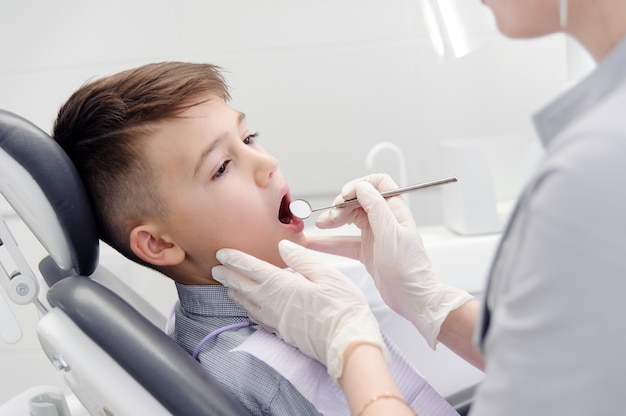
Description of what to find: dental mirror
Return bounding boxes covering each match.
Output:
[289,176,458,219]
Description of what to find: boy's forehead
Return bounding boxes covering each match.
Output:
[143,97,246,172]
[177,96,246,127]
[182,94,229,112]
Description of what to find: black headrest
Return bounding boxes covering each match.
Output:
[0,109,98,278]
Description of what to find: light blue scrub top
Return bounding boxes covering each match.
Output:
[472,35,626,416]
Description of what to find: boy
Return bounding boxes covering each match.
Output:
[53,62,458,416]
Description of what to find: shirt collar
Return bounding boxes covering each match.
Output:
[176,282,249,318]
[533,35,626,146]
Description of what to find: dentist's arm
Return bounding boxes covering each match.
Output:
[309,174,484,369]
[342,343,417,416]
[213,241,415,416]
[438,298,484,370]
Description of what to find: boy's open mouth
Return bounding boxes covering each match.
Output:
[279,194,293,224]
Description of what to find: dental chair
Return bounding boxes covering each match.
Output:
[0,109,252,415]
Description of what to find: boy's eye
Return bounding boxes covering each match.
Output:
[211,132,258,180]
[214,160,230,179]
[243,132,258,145]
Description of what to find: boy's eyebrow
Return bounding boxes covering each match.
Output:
[193,111,247,177]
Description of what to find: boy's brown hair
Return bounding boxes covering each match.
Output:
[53,62,230,265]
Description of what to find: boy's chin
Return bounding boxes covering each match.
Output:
[285,233,308,247]
[275,237,308,269]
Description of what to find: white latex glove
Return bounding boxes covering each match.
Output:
[309,174,473,348]
[212,239,388,383]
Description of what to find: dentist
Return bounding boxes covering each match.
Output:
[212,0,626,415]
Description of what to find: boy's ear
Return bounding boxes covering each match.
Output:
[129,224,185,266]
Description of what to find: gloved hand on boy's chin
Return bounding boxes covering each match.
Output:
[311,173,473,349]
[212,240,388,383]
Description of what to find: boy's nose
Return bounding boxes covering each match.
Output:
[254,153,279,186]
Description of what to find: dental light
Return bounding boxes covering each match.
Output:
[420,0,496,60]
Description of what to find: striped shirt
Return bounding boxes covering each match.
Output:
[171,283,458,416]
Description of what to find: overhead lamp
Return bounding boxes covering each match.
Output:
[420,0,496,60]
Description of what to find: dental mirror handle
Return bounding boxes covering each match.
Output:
[311,176,457,213]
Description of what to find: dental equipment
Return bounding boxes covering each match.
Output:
[289,176,458,219]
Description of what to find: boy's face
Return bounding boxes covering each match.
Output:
[136,95,306,284]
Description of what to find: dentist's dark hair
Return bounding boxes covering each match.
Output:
[53,62,230,266]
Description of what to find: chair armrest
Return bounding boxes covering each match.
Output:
[47,276,251,416]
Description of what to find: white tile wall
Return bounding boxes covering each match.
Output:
[1,0,570,404]
[0,0,567,224]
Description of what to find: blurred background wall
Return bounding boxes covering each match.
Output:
[0,0,577,225]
